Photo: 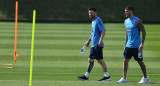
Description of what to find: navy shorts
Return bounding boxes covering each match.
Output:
[124,47,143,61]
[89,46,103,60]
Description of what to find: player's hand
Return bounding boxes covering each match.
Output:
[139,43,143,50]
[98,41,102,47]
[84,41,90,47]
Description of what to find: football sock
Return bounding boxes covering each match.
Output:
[85,72,89,78]
[104,72,109,77]
[85,61,94,77]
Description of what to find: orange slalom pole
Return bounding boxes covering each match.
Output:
[14,1,19,62]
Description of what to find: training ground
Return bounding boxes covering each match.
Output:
[0,22,160,86]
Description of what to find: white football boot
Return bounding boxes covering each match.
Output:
[138,76,150,83]
[116,77,127,83]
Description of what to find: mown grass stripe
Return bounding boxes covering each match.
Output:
[0,44,159,51]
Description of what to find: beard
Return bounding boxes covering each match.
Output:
[89,15,95,19]
[126,14,131,18]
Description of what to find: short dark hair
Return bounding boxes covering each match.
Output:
[88,7,97,12]
[125,6,134,13]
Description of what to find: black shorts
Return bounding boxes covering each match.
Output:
[89,46,103,60]
[124,47,143,61]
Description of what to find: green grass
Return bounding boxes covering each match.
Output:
[0,22,160,86]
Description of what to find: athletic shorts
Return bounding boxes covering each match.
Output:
[124,47,143,61]
[89,46,103,60]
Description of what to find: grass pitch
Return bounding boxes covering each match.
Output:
[0,22,160,86]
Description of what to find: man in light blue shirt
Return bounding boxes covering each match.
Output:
[78,8,111,81]
[91,16,105,47]
[117,6,150,83]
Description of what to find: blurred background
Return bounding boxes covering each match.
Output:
[0,0,160,23]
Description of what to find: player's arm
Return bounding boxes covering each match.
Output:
[124,21,128,48]
[125,31,128,47]
[136,19,146,50]
[84,37,91,47]
[98,29,106,47]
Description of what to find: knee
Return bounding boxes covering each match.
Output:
[97,60,103,64]
[98,60,101,63]
[88,59,94,62]
[138,61,146,68]
[124,59,129,64]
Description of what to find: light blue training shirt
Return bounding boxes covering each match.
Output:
[91,16,106,47]
[125,16,141,48]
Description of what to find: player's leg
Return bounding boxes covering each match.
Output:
[117,47,132,83]
[138,61,147,78]
[133,49,150,83]
[98,59,108,72]
[137,61,150,83]
[116,59,130,83]
[97,59,111,81]
[123,59,130,79]
[78,47,96,81]
[94,46,111,81]
[78,59,94,81]
[85,59,94,78]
